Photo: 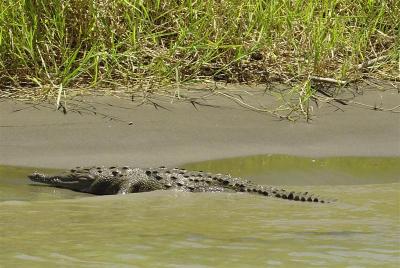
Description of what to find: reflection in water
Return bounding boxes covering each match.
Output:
[1,155,400,267]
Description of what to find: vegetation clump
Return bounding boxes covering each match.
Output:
[0,0,398,116]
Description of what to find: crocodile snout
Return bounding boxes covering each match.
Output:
[28,172,46,182]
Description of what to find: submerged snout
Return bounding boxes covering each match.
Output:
[28,172,48,183]
[28,172,70,185]
[28,172,94,191]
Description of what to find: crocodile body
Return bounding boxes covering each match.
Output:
[29,166,332,203]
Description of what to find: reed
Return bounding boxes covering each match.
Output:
[0,0,398,116]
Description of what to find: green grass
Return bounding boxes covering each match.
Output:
[0,0,398,117]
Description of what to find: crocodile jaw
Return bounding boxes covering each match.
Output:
[29,172,94,192]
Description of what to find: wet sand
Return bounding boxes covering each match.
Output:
[0,82,399,168]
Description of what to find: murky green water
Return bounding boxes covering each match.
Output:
[1,156,399,267]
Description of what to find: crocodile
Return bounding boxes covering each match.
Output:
[28,166,332,203]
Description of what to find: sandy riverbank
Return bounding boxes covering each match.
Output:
[0,83,399,168]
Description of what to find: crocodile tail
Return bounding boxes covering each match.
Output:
[272,190,331,203]
[246,186,335,203]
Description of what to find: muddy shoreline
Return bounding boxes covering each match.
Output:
[0,83,399,168]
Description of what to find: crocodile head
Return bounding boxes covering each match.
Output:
[29,171,95,193]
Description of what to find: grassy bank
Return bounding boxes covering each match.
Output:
[0,0,398,117]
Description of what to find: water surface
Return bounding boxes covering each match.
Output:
[1,156,399,267]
